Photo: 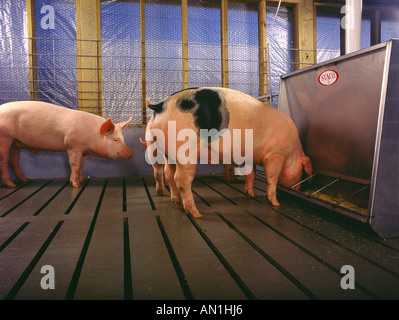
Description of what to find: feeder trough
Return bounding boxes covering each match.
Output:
[277,39,399,238]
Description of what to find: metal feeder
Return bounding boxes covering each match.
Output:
[277,39,399,238]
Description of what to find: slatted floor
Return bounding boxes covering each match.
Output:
[1,172,399,300]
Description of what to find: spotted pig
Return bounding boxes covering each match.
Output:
[145,87,312,217]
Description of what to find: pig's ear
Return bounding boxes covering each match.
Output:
[117,116,132,131]
[100,118,115,135]
[145,98,152,107]
[302,156,313,176]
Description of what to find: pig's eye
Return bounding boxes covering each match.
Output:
[113,138,119,142]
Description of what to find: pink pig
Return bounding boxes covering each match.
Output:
[0,101,133,188]
[145,87,312,218]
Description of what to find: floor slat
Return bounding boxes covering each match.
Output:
[0,175,398,300]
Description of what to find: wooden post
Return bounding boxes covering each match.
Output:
[76,0,102,115]
[258,0,267,98]
[293,0,316,70]
[140,0,147,124]
[221,0,229,88]
[27,0,38,101]
[182,0,189,89]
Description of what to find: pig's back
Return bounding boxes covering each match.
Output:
[221,87,300,150]
[149,86,298,141]
[0,101,102,151]
[201,87,298,142]
[152,87,291,127]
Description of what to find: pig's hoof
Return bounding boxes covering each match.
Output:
[175,201,184,210]
[190,211,202,218]
[266,194,280,206]
[157,189,166,196]
[269,198,280,206]
[2,180,17,188]
[245,190,256,198]
[6,183,17,188]
[184,205,202,218]
[171,196,182,206]
[70,181,81,188]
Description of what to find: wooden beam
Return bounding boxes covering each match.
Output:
[221,0,229,88]
[293,0,316,70]
[182,0,189,89]
[258,0,267,97]
[26,0,38,101]
[76,0,102,115]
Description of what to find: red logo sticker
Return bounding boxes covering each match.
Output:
[318,70,339,86]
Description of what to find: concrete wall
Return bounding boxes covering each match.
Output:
[12,126,224,181]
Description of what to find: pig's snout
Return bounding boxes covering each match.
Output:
[127,149,134,159]
[121,147,134,159]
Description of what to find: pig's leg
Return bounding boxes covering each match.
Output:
[262,155,284,206]
[165,162,181,207]
[174,163,201,218]
[153,163,165,196]
[67,149,84,187]
[223,164,233,183]
[9,146,29,183]
[0,137,16,187]
[243,166,256,198]
[78,155,88,184]
[164,161,169,187]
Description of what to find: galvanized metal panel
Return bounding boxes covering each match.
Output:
[278,40,399,238]
[370,40,399,238]
[279,45,386,181]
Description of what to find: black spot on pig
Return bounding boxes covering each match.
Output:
[148,88,198,114]
[149,88,230,135]
[179,99,196,111]
[193,89,228,132]
[176,88,230,134]
[147,101,164,113]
